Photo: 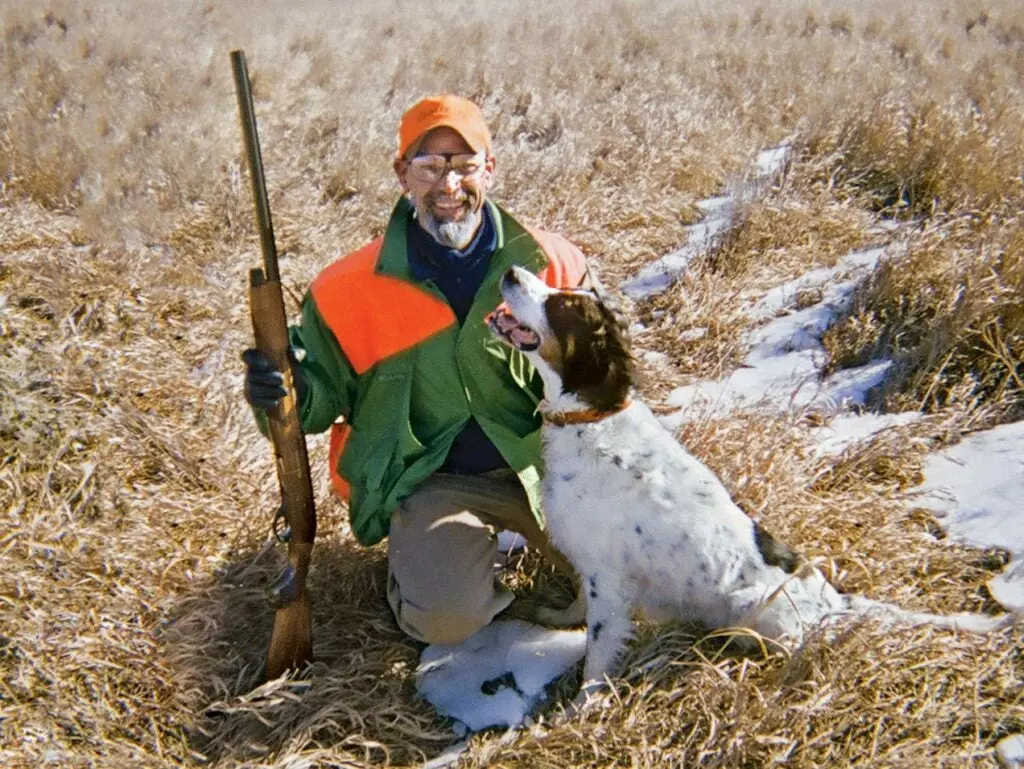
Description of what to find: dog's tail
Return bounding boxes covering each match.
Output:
[843,595,1016,633]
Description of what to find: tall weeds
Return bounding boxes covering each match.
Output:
[1,1,1022,767]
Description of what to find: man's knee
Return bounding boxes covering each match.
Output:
[397,601,500,645]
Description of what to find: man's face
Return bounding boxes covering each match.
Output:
[394,126,495,249]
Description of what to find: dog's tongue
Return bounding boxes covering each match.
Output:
[508,325,538,347]
[487,304,516,331]
[488,305,539,348]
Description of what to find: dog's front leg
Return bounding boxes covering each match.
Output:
[574,588,632,707]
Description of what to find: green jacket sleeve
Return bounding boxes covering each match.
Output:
[250,292,357,437]
[291,292,357,435]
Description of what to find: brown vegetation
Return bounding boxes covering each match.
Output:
[1,0,1022,766]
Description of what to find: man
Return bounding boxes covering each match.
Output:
[243,94,594,645]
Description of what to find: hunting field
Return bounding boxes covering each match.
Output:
[1,0,1022,766]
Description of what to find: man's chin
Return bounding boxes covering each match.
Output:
[419,208,482,250]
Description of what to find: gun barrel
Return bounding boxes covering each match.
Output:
[230,49,279,283]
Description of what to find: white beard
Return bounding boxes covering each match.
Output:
[412,200,482,251]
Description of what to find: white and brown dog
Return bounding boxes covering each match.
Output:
[488,265,1013,701]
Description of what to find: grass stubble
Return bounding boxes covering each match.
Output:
[1,0,1022,766]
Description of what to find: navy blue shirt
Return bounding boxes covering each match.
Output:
[407,206,509,474]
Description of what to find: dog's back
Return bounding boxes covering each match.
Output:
[541,401,849,635]
[542,400,1010,674]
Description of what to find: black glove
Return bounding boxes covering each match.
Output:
[242,348,306,410]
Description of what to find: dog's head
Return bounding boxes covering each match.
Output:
[487,266,634,413]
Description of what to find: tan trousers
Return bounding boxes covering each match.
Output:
[386,469,572,645]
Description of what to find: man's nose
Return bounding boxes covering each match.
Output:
[438,170,461,193]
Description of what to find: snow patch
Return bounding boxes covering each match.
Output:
[621,147,789,301]
[658,248,887,431]
[911,421,1024,611]
[416,620,586,733]
[808,412,922,457]
[755,145,790,178]
[496,530,526,554]
[997,734,1024,769]
[620,206,732,300]
[748,248,884,323]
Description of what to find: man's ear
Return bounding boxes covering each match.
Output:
[477,153,496,191]
[393,157,410,193]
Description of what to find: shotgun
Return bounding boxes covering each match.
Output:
[230,49,317,679]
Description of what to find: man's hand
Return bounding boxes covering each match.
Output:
[242,348,306,410]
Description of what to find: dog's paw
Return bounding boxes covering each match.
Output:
[566,680,608,716]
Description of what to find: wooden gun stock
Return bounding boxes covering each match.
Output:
[231,49,317,680]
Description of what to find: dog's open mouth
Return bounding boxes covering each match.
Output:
[487,306,540,351]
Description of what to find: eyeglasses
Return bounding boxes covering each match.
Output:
[406,152,486,184]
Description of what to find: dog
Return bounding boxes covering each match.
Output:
[488,265,1014,701]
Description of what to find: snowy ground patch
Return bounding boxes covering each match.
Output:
[621,145,789,301]
[416,620,585,735]
[659,248,889,432]
[808,411,922,457]
[621,195,734,300]
[496,530,526,554]
[910,421,1024,612]
[998,734,1024,769]
[645,233,1024,614]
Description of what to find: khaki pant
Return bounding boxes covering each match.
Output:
[386,469,572,645]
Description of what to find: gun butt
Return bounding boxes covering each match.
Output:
[265,593,313,679]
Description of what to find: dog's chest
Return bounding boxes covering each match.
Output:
[539,408,692,552]
[538,405,755,580]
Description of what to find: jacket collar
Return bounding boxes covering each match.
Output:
[375,197,546,282]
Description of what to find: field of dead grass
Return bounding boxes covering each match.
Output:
[1,0,1022,766]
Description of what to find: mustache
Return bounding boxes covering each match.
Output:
[427,189,481,211]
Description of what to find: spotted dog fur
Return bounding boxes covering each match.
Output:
[488,265,1014,703]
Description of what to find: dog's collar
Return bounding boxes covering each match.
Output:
[541,400,632,426]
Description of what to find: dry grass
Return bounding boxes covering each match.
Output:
[822,222,1024,422]
[2,0,1023,766]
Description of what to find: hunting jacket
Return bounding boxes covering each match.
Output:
[286,197,589,546]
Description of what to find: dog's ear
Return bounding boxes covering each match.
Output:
[582,268,632,347]
[594,288,632,348]
[547,293,634,411]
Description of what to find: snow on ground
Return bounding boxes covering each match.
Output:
[620,195,734,300]
[415,147,1023,744]
[808,411,922,457]
[911,421,1024,612]
[998,734,1024,769]
[620,145,789,301]
[658,247,894,433]
[496,530,526,554]
[416,620,586,735]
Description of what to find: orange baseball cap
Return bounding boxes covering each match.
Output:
[397,94,492,159]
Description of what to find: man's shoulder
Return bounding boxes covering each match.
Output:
[492,203,577,257]
[525,225,577,254]
[519,223,589,289]
[310,236,386,293]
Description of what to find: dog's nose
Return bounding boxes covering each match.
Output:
[500,268,521,294]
